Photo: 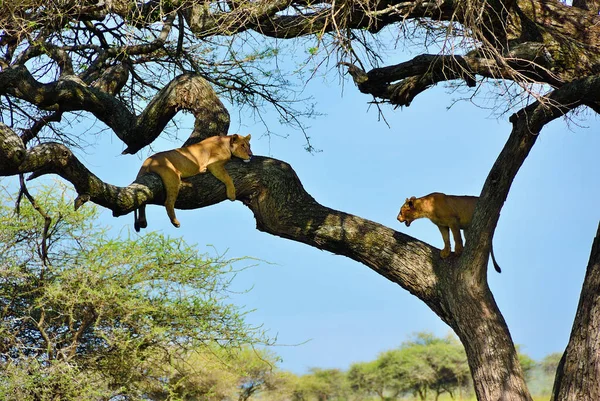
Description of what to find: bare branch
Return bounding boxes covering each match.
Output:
[16,174,52,267]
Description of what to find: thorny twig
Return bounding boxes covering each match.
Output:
[16,174,52,270]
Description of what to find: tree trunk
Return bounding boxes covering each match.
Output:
[3,77,600,401]
[442,271,532,401]
[551,223,600,401]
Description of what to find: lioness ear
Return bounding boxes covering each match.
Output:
[245,134,251,141]
[230,134,240,145]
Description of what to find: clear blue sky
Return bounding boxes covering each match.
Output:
[12,47,600,375]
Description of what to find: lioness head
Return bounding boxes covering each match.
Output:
[397,196,417,227]
[230,134,253,162]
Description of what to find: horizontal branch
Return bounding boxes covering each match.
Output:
[184,0,456,39]
[0,124,450,315]
[342,51,568,107]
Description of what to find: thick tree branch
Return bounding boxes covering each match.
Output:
[0,122,26,175]
[342,51,567,107]
[0,69,229,153]
[0,118,538,400]
[19,64,130,146]
[0,129,444,310]
[468,73,600,280]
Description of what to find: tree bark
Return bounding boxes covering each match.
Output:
[0,69,229,153]
[551,223,600,401]
[3,74,600,401]
[2,1,600,400]
[0,123,531,400]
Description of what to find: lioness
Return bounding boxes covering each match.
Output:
[397,192,501,272]
[134,134,252,231]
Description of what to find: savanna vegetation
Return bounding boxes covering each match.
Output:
[1,1,599,400]
[0,188,558,401]
[0,184,269,400]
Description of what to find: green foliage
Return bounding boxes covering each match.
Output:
[293,367,350,401]
[518,351,537,381]
[348,360,390,399]
[138,345,287,401]
[540,352,562,375]
[347,332,471,401]
[0,183,264,400]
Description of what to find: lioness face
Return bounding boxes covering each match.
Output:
[397,198,416,227]
[230,134,253,162]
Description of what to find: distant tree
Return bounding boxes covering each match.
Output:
[375,333,470,401]
[235,348,285,401]
[541,353,563,376]
[141,346,286,401]
[517,350,537,381]
[142,346,240,400]
[347,360,401,401]
[294,368,350,401]
[0,183,262,400]
[258,371,301,401]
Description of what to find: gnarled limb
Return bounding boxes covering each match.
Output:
[0,122,541,401]
[342,51,567,107]
[0,122,25,174]
[469,73,600,274]
[0,69,229,153]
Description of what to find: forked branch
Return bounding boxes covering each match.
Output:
[0,70,229,153]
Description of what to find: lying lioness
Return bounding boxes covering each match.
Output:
[397,192,501,272]
[134,134,252,231]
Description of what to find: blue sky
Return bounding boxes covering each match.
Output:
[6,47,600,375]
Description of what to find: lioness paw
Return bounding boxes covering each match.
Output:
[440,249,451,259]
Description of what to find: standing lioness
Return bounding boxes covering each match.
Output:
[134,134,252,231]
[397,192,501,272]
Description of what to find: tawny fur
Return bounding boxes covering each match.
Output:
[134,134,252,231]
[397,192,501,273]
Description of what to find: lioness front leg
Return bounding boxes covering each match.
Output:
[437,225,452,258]
[208,163,236,201]
[450,224,464,256]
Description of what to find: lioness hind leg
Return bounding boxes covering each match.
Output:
[134,205,148,232]
[450,225,464,256]
[165,188,181,228]
[157,169,182,228]
[437,225,452,258]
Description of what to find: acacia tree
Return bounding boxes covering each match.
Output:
[0,184,260,400]
[1,1,599,400]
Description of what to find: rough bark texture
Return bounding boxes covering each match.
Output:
[2,1,600,400]
[2,68,599,401]
[551,223,600,401]
[0,68,229,153]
